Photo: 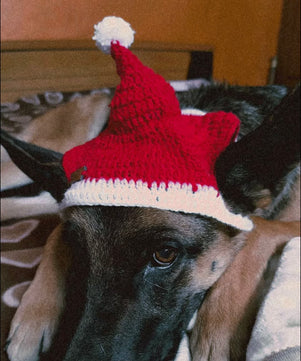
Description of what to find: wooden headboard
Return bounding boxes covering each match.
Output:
[1,40,212,102]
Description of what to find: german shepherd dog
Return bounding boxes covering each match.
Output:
[2,83,300,361]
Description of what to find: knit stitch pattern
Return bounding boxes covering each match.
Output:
[63,111,239,193]
[109,42,181,129]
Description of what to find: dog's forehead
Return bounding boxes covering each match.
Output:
[63,205,212,240]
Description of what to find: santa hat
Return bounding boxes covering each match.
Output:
[61,16,253,231]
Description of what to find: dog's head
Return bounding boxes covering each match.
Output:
[2,84,300,361]
[59,201,242,360]
[59,205,243,361]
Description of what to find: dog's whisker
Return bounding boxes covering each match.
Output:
[144,278,169,291]
[99,343,106,355]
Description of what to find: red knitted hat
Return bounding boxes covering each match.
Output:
[61,16,253,231]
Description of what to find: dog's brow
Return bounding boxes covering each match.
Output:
[128,226,179,242]
[127,225,201,248]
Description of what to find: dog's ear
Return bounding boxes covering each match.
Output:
[215,84,300,215]
[1,130,69,201]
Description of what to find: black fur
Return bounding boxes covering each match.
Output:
[215,85,300,215]
[176,84,288,138]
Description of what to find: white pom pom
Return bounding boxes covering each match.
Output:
[92,16,135,54]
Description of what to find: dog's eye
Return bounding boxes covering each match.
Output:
[152,246,178,267]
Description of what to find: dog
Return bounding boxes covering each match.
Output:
[2,83,300,361]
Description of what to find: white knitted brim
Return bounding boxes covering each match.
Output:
[61,178,253,231]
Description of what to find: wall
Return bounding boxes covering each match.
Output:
[275,0,300,87]
[1,0,284,85]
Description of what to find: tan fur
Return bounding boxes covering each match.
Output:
[1,92,112,191]
[191,230,246,292]
[6,224,71,361]
[190,217,300,361]
[189,174,301,360]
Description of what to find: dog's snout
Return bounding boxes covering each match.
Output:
[62,305,113,361]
